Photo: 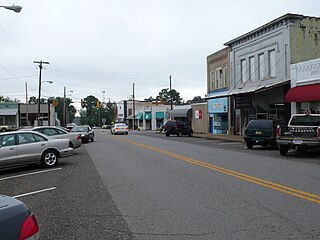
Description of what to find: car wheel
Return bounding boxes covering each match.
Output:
[188,131,193,137]
[279,145,288,156]
[126,132,128,135]
[165,132,170,137]
[246,141,254,149]
[177,130,182,137]
[69,142,74,149]
[1,128,6,132]
[91,138,94,142]
[41,150,59,167]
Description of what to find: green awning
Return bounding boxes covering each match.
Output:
[156,112,165,119]
[136,112,143,120]
[144,112,152,120]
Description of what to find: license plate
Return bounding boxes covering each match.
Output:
[292,140,303,144]
[255,131,262,135]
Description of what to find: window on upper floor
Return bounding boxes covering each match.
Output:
[210,71,215,90]
[249,56,255,81]
[240,59,247,83]
[223,66,228,88]
[258,53,265,80]
[268,49,276,78]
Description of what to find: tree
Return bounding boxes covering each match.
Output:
[79,96,117,126]
[156,88,182,105]
[144,96,155,102]
[0,95,19,102]
[186,96,205,104]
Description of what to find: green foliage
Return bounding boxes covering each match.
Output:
[156,88,182,105]
[79,95,117,126]
[0,95,20,102]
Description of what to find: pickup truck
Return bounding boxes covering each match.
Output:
[0,124,13,132]
[276,114,320,155]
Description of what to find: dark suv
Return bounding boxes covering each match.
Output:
[163,120,193,137]
[244,119,282,149]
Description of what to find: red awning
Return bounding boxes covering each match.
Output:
[285,83,320,102]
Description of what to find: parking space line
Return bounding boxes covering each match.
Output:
[0,168,62,181]
[13,187,56,199]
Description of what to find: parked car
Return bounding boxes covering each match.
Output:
[70,125,95,143]
[163,120,193,137]
[110,123,129,135]
[0,130,74,168]
[0,194,40,240]
[102,124,112,129]
[244,119,281,149]
[31,126,82,149]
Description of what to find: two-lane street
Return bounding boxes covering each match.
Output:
[87,129,320,239]
[1,129,319,239]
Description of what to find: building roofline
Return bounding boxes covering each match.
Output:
[224,13,305,46]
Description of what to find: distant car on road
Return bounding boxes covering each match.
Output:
[163,120,193,137]
[70,125,95,143]
[0,130,74,168]
[31,126,82,149]
[102,124,112,129]
[110,123,129,135]
[244,119,281,149]
[0,194,40,240]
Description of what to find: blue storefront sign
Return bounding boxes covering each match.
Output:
[208,98,228,113]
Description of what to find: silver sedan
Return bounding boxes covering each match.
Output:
[31,126,82,149]
[0,130,74,168]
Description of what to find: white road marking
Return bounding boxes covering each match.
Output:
[0,168,62,181]
[13,187,56,199]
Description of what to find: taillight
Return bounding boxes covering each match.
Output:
[276,125,280,137]
[77,134,81,140]
[18,213,39,240]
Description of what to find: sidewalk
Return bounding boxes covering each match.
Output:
[192,133,244,142]
[154,130,244,142]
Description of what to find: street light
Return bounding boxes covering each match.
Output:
[0,5,22,13]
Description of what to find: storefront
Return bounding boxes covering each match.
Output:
[208,98,228,134]
[286,58,320,114]
[156,112,165,128]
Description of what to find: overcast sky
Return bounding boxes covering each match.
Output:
[0,0,319,110]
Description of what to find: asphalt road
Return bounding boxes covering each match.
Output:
[87,130,320,239]
[0,129,319,239]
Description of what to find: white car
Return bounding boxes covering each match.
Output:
[0,130,74,168]
[110,124,129,135]
[31,126,82,149]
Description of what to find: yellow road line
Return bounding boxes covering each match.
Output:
[113,136,320,204]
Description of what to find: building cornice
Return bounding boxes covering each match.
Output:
[224,13,305,48]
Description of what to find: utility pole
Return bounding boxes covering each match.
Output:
[169,75,173,110]
[132,83,135,130]
[25,82,29,126]
[63,86,66,126]
[33,61,49,126]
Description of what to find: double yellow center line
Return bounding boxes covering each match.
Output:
[114,137,320,204]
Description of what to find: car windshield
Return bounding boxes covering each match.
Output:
[71,127,88,132]
[290,115,320,126]
[247,120,273,128]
